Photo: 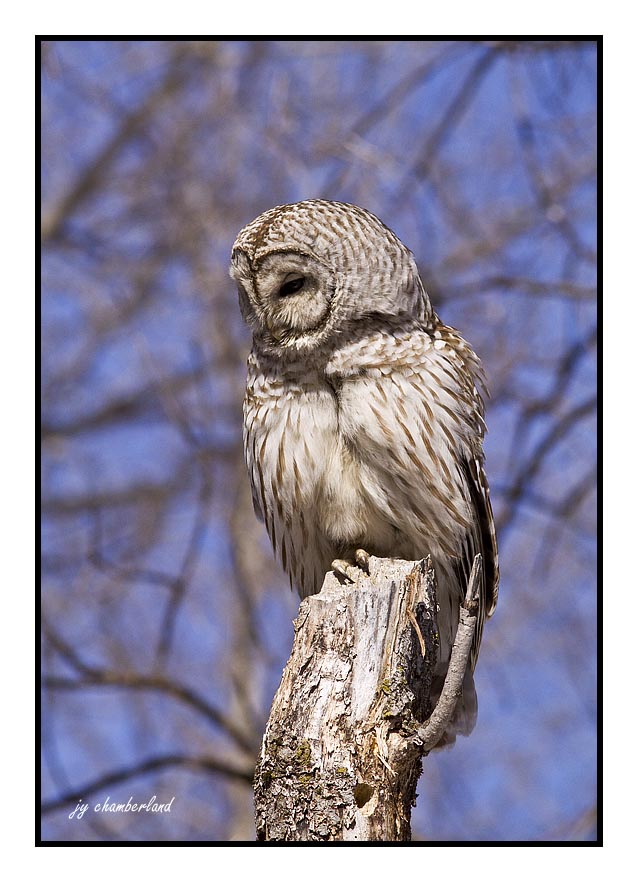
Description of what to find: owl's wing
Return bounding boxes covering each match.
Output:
[338,325,498,664]
[249,477,265,522]
[461,453,499,617]
[457,452,500,667]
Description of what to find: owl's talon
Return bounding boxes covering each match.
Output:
[332,551,371,584]
[355,548,370,572]
[331,558,356,583]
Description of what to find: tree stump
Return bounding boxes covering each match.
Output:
[254,556,439,841]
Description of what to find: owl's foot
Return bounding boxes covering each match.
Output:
[331,549,371,584]
[331,559,356,583]
[354,548,370,572]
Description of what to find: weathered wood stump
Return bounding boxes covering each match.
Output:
[254,556,439,841]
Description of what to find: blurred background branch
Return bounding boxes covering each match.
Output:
[41,39,597,842]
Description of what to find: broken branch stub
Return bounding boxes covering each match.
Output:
[254,556,438,841]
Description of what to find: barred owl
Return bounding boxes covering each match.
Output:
[230,199,499,743]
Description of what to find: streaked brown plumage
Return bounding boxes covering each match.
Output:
[230,199,499,744]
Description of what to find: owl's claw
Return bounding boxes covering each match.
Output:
[355,548,370,572]
[331,549,371,584]
[331,559,356,583]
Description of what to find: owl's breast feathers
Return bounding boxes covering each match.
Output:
[244,322,498,635]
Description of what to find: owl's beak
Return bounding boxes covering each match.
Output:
[266,318,283,342]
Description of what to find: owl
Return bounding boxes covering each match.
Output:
[230,199,499,743]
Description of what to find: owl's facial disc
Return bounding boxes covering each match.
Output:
[252,250,335,343]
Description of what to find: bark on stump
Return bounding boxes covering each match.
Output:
[254,556,438,842]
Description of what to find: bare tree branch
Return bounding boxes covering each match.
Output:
[42,620,257,756]
[41,49,189,244]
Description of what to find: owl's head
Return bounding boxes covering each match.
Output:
[230,199,431,354]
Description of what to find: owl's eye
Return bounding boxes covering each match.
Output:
[278,276,305,296]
